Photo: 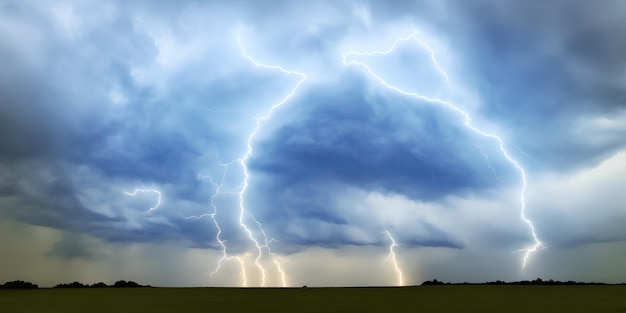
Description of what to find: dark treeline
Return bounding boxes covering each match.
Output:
[54,280,151,288]
[1,280,38,289]
[421,278,623,286]
[3,278,625,289]
[0,280,150,289]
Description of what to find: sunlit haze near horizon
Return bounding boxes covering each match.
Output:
[1,0,626,287]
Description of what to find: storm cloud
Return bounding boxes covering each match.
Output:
[1,0,625,286]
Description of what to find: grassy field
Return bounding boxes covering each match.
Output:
[2,285,625,312]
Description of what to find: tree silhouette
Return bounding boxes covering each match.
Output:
[113,280,142,288]
[1,280,38,289]
[55,281,88,288]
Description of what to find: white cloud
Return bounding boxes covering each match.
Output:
[528,150,626,247]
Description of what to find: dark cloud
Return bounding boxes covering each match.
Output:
[359,0,626,171]
[252,77,516,199]
[445,1,626,171]
[245,76,517,248]
[0,162,116,230]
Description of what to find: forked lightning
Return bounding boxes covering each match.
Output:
[342,31,544,270]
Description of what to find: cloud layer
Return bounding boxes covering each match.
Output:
[1,0,625,286]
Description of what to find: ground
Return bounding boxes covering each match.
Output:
[2,285,625,312]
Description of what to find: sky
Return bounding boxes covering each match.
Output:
[1,0,626,287]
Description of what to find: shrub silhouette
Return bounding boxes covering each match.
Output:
[55,281,88,288]
[91,282,108,288]
[421,279,446,286]
[1,280,38,289]
[113,280,140,288]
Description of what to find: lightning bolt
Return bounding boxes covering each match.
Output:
[342,31,544,270]
[190,168,248,287]
[384,230,404,286]
[190,32,307,287]
[234,31,307,286]
[123,188,162,213]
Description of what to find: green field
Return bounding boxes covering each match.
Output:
[2,285,625,312]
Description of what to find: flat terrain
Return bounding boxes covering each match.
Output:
[2,285,625,313]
